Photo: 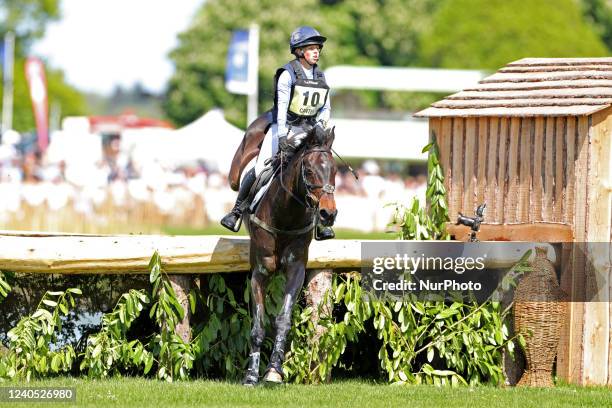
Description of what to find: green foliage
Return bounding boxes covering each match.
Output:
[0,288,81,381]
[0,253,526,386]
[80,289,151,378]
[0,271,13,302]
[190,275,251,380]
[284,272,367,383]
[147,251,195,382]
[388,142,449,240]
[421,0,609,70]
[580,0,612,51]
[284,272,523,386]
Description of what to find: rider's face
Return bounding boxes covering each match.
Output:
[301,45,320,65]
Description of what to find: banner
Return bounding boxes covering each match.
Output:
[225,29,255,95]
[25,57,49,151]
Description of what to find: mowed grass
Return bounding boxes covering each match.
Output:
[163,225,395,240]
[5,378,610,408]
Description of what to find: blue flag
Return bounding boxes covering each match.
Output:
[0,41,4,74]
[225,30,252,95]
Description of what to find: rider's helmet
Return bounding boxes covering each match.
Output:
[289,26,326,55]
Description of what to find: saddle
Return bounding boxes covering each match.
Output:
[242,157,280,213]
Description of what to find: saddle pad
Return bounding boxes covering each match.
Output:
[248,164,278,212]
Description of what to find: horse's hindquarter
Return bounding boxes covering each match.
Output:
[229,112,272,191]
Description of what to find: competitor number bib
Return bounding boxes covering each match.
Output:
[289,79,329,118]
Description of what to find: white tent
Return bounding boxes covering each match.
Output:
[124,109,244,174]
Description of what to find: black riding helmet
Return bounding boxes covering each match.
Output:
[289,26,326,55]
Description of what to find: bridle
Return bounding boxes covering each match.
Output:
[280,146,335,210]
[248,145,335,237]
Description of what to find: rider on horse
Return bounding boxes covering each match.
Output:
[220,26,335,240]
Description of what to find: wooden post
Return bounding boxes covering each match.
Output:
[169,274,192,343]
[582,107,611,385]
[305,268,333,382]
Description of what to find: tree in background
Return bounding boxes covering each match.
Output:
[165,0,325,128]
[165,0,610,127]
[0,0,86,133]
[323,0,439,114]
[0,60,85,132]
[580,0,612,51]
[164,0,437,127]
[0,0,61,50]
[420,0,609,70]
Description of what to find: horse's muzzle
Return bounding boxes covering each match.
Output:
[319,208,337,226]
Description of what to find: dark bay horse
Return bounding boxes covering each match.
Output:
[242,127,337,386]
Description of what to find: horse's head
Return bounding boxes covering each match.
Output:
[299,127,337,227]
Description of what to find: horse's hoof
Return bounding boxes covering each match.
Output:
[263,367,283,384]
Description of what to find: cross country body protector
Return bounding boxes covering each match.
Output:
[273,59,329,124]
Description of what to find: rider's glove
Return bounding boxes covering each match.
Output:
[314,122,326,140]
[301,121,314,135]
[278,135,294,153]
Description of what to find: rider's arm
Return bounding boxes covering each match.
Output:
[276,70,292,137]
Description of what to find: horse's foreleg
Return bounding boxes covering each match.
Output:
[244,269,268,386]
[265,262,306,383]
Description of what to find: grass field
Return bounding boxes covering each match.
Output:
[3,378,610,408]
[163,225,396,240]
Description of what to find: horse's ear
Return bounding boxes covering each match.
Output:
[325,126,335,148]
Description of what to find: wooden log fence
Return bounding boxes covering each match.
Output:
[0,231,560,382]
[0,231,557,274]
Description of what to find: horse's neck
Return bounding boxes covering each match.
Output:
[262,157,311,225]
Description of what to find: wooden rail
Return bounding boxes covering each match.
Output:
[0,231,557,274]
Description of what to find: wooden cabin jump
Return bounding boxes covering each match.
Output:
[415,57,612,386]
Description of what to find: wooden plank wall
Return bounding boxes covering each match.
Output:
[560,116,590,385]
[434,116,579,226]
[432,114,612,385]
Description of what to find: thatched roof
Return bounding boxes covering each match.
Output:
[415,58,612,118]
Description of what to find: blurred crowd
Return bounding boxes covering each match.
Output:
[0,129,426,232]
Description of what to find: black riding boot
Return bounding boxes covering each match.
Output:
[315,224,335,241]
[220,168,256,232]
